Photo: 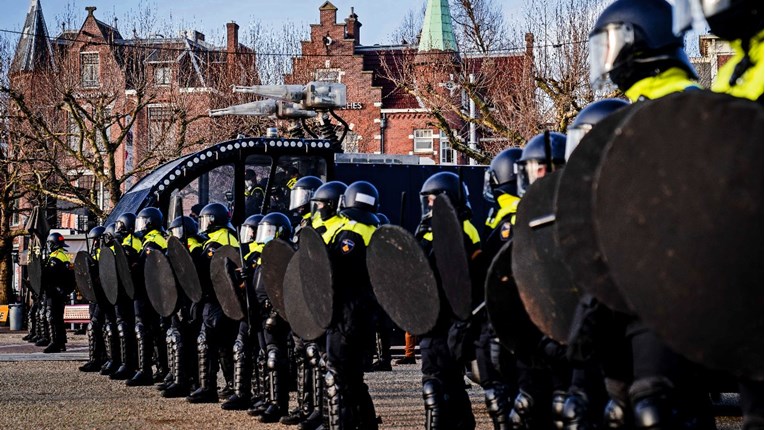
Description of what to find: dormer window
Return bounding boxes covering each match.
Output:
[155,67,171,86]
[81,52,99,88]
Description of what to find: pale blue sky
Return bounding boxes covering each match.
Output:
[2,0,524,47]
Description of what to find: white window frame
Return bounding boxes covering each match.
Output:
[439,131,457,165]
[154,66,172,86]
[81,52,99,88]
[413,129,434,153]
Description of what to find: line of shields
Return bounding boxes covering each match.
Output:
[72,91,762,385]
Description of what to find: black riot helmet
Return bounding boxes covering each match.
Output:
[47,232,68,252]
[566,99,630,160]
[589,0,698,91]
[198,202,233,233]
[311,181,347,221]
[420,171,471,221]
[168,215,199,241]
[484,148,523,202]
[339,181,380,225]
[115,213,136,238]
[255,212,293,244]
[672,0,762,41]
[87,225,106,252]
[239,214,265,244]
[102,223,117,246]
[517,131,567,197]
[135,207,164,234]
[289,175,324,214]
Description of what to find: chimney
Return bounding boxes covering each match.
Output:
[525,32,534,57]
[227,21,239,63]
[85,6,96,17]
[320,2,338,26]
[344,7,361,45]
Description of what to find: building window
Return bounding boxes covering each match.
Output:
[413,129,434,153]
[315,68,343,83]
[439,131,457,165]
[81,52,99,88]
[155,67,171,86]
[148,106,176,156]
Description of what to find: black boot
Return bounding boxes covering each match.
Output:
[260,347,289,423]
[101,323,122,376]
[485,383,513,430]
[157,329,175,391]
[80,322,105,372]
[222,337,252,410]
[111,322,137,380]
[126,323,154,386]
[282,351,312,425]
[218,347,235,399]
[152,327,170,383]
[247,351,269,416]
[163,329,190,398]
[187,330,219,403]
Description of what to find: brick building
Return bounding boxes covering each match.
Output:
[9,0,256,229]
[285,0,535,164]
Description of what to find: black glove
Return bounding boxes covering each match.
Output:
[538,335,567,364]
[447,319,477,363]
[566,295,611,364]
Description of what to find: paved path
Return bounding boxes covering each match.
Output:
[0,328,743,429]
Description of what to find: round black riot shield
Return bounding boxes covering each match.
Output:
[283,254,325,341]
[144,251,179,317]
[485,240,544,355]
[98,245,119,305]
[28,254,43,295]
[554,106,639,314]
[260,239,295,319]
[431,195,472,321]
[210,245,245,321]
[298,228,333,329]
[113,243,135,299]
[592,91,764,380]
[512,171,581,344]
[74,251,98,303]
[166,236,203,303]
[367,225,440,336]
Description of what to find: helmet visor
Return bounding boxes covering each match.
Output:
[169,225,184,239]
[565,124,592,161]
[483,170,496,203]
[255,224,279,244]
[115,220,128,234]
[420,194,437,220]
[289,187,314,211]
[588,23,635,89]
[239,225,257,244]
[135,216,150,233]
[199,214,213,233]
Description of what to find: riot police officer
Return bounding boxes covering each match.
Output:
[588,0,700,101]
[109,213,143,380]
[219,213,264,410]
[245,169,266,216]
[281,181,348,430]
[586,2,714,428]
[187,202,240,404]
[479,148,524,429]
[289,175,324,232]
[40,232,75,353]
[250,212,294,423]
[416,171,480,430]
[126,207,169,387]
[504,132,573,429]
[79,226,108,372]
[321,180,381,429]
[160,215,206,398]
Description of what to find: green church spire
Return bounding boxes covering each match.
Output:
[418,0,458,52]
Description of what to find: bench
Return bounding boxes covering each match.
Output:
[63,304,91,324]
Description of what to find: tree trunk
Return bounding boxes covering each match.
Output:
[0,238,13,304]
